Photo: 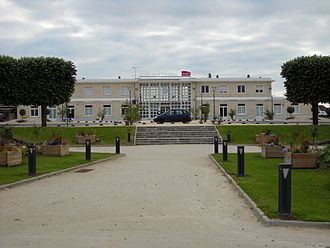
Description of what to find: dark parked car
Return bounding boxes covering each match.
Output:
[154,109,192,124]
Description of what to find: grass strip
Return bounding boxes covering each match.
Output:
[0,152,116,186]
[1,126,135,145]
[212,153,330,222]
[217,125,330,144]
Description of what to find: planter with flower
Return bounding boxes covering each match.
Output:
[0,144,22,167]
[41,135,69,156]
[76,131,97,144]
[256,129,278,144]
[261,135,284,158]
[283,136,317,169]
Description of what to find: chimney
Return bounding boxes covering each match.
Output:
[208,73,211,78]
[216,75,219,78]
[118,76,121,79]
[247,74,250,78]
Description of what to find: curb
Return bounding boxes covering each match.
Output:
[0,153,126,191]
[208,154,330,229]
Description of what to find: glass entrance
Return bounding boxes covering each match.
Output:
[68,105,75,119]
[220,104,228,119]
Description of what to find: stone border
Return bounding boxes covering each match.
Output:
[209,154,330,229]
[0,154,126,191]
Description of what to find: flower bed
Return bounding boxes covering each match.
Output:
[261,145,284,158]
[284,152,317,169]
[41,134,69,156]
[76,134,96,144]
[0,145,22,167]
[41,145,69,156]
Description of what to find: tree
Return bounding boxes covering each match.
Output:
[200,103,210,122]
[286,106,294,119]
[0,56,76,126]
[228,108,236,121]
[264,109,274,120]
[281,55,330,125]
[123,102,141,125]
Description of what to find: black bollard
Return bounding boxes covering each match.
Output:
[128,130,131,143]
[214,137,219,154]
[85,139,91,161]
[115,136,120,154]
[227,131,231,143]
[28,145,36,175]
[237,146,245,177]
[278,163,292,218]
[222,139,228,162]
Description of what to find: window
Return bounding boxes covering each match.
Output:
[256,104,264,117]
[201,85,209,94]
[48,105,57,119]
[103,105,112,116]
[121,86,130,95]
[84,86,93,96]
[219,84,228,94]
[84,105,93,116]
[237,85,246,93]
[121,104,129,115]
[255,85,264,94]
[274,104,282,114]
[292,104,300,114]
[103,86,112,96]
[237,104,246,115]
[31,105,38,117]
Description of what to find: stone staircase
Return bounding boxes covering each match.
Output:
[135,125,221,145]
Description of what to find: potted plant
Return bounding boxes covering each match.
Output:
[283,136,317,168]
[261,135,284,158]
[76,131,97,144]
[0,144,22,167]
[41,135,69,156]
[256,129,278,144]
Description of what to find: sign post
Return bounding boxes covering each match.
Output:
[237,146,245,177]
[222,139,228,162]
[278,163,292,218]
[214,137,219,154]
[116,136,120,154]
[28,145,36,175]
[85,139,91,161]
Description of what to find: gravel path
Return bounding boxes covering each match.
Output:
[0,145,329,247]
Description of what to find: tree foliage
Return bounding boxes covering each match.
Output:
[281,55,330,125]
[0,56,76,126]
[200,103,210,122]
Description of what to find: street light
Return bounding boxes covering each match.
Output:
[212,86,217,122]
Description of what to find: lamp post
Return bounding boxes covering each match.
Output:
[212,86,216,122]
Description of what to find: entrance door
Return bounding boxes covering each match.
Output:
[220,104,228,119]
[68,105,75,119]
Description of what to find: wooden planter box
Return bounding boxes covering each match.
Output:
[0,151,22,167]
[284,152,317,169]
[41,145,69,156]
[256,135,271,144]
[261,145,284,158]
[76,135,97,144]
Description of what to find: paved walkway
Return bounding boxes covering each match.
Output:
[0,145,329,247]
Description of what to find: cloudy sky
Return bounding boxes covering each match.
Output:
[1,0,329,96]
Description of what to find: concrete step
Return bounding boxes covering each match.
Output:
[135,125,221,145]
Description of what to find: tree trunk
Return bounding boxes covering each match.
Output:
[312,102,319,126]
[41,104,48,127]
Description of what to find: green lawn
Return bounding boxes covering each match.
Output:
[212,153,330,222]
[1,126,135,145]
[0,152,116,186]
[217,125,330,144]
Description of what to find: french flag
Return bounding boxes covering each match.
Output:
[181,71,191,77]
